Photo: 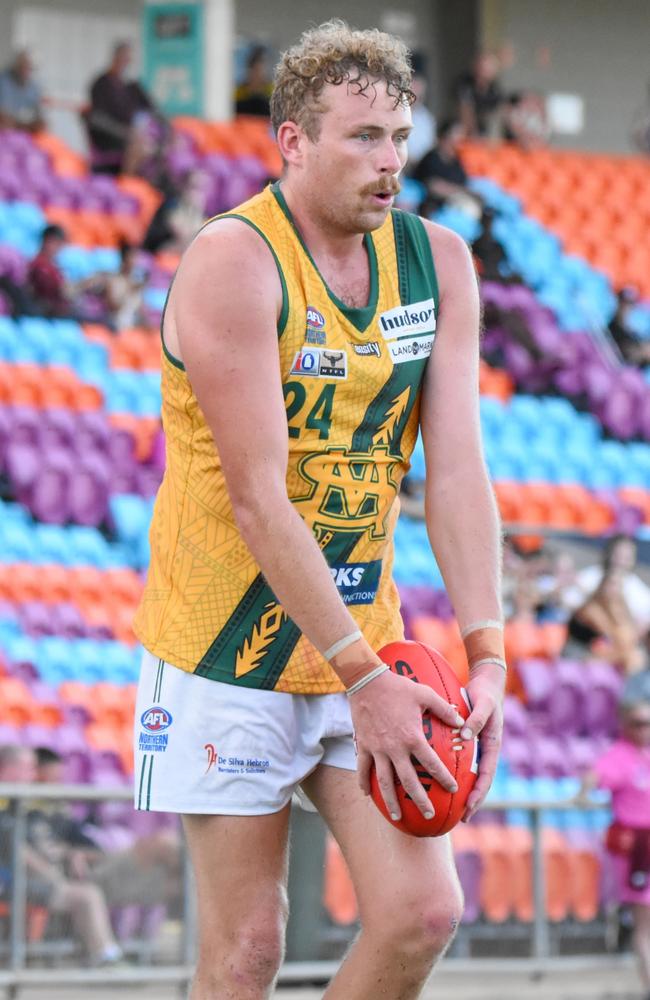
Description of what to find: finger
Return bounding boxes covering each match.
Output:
[393,755,435,820]
[462,726,502,822]
[356,749,372,796]
[374,754,402,821]
[418,688,465,729]
[460,697,494,741]
[412,739,458,793]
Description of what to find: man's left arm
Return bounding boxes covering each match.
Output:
[420,220,505,821]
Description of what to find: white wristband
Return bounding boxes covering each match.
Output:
[470,656,507,673]
[324,630,362,661]
[345,663,390,697]
[461,620,504,639]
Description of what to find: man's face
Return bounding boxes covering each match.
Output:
[37,760,65,784]
[114,45,132,76]
[297,79,412,235]
[15,53,32,83]
[0,749,37,783]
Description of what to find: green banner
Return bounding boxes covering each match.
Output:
[142,2,204,117]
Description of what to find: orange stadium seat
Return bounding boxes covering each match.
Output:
[323,835,358,926]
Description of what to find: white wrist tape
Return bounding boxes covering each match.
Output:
[324,630,362,662]
[461,619,504,639]
[345,663,390,697]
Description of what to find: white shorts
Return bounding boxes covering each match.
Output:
[133,649,356,815]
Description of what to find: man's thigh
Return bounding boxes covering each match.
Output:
[301,765,461,926]
[183,808,292,939]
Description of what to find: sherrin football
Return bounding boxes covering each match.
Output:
[368,641,478,837]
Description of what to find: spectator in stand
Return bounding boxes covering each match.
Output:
[579,691,650,1000]
[32,747,182,917]
[86,41,160,176]
[97,242,148,331]
[413,118,483,219]
[27,224,71,317]
[632,79,650,155]
[0,746,124,966]
[405,52,436,173]
[562,535,650,638]
[0,50,44,133]
[609,287,650,366]
[502,90,549,148]
[143,170,209,255]
[565,566,645,674]
[454,51,505,138]
[234,45,273,118]
[471,207,509,281]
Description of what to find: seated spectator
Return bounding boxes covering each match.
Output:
[32,748,182,916]
[578,693,650,1000]
[0,746,124,966]
[86,41,160,176]
[97,242,148,331]
[502,90,549,148]
[609,287,650,367]
[471,207,509,282]
[235,45,273,118]
[413,119,483,220]
[562,535,650,637]
[0,50,44,133]
[26,224,101,321]
[454,51,505,138]
[143,170,209,254]
[565,567,644,674]
[405,52,436,173]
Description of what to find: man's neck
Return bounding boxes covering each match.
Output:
[280,180,365,265]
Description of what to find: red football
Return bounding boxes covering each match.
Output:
[368,640,478,837]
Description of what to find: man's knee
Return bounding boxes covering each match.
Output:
[367,880,464,965]
[197,888,289,990]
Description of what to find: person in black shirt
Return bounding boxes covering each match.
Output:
[609,287,650,366]
[455,52,504,138]
[413,119,482,218]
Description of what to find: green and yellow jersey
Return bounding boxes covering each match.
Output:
[133,182,439,694]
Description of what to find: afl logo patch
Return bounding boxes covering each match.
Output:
[306,307,325,329]
[141,706,173,733]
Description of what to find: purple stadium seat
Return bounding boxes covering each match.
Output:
[455,849,482,923]
[503,695,529,739]
[514,658,553,717]
[29,453,72,524]
[18,601,56,637]
[545,659,587,736]
[582,660,623,737]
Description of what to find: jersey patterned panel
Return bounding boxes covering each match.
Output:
[133,182,439,694]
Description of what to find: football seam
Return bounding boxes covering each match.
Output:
[418,641,460,831]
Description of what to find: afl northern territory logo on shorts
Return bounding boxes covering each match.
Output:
[139,706,173,753]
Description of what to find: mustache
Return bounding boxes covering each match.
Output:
[362,179,401,197]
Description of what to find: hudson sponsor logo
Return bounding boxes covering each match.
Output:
[388,333,435,365]
[353,341,381,357]
[290,347,347,379]
[378,298,436,339]
[329,560,382,605]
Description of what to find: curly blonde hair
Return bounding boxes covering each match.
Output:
[271,19,414,140]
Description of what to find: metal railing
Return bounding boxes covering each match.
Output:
[0,783,613,996]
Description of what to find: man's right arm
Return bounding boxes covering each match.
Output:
[169,220,462,817]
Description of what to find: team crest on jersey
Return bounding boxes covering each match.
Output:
[290,347,347,379]
[305,305,326,345]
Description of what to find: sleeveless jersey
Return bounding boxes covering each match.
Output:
[133,182,439,694]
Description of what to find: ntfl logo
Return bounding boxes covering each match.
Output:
[141,706,173,733]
